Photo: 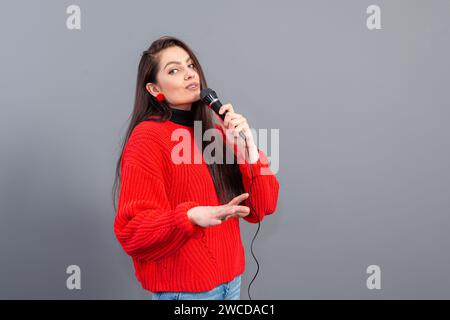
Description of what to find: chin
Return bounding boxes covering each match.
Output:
[188,93,200,101]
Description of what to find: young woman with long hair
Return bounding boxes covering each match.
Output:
[112,36,279,300]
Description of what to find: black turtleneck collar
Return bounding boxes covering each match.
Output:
[169,107,195,127]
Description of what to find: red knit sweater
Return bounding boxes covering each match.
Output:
[114,117,279,293]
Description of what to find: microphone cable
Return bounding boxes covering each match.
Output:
[242,135,261,301]
[200,88,262,300]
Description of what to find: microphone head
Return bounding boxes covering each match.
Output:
[200,88,218,106]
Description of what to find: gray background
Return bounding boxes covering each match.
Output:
[1,0,449,299]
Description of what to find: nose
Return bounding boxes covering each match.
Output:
[185,68,196,80]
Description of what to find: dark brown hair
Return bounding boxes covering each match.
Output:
[112,35,245,212]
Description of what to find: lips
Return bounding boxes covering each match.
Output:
[185,83,199,90]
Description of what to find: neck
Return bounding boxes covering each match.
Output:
[169,104,191,111]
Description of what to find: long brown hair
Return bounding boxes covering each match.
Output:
[112,35,245,212]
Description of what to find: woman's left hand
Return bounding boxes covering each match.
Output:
[219,103,259,163]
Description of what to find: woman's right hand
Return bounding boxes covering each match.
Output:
[187,193,251,228]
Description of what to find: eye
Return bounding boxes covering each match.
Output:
[168,64,195,75]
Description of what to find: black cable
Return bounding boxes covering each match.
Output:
[243,137,260,301]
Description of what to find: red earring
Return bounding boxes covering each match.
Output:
[156,93,165,102]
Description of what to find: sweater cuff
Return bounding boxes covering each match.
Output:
[173,201,205,240]
[238,149,270,180]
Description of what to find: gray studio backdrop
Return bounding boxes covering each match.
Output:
[1,0,449,299]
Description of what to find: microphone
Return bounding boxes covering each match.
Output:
[200,88,247,141]
[201,88,261,301]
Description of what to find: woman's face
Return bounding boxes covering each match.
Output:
[146,46,200,110]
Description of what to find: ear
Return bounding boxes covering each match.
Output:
[145,83,160,97]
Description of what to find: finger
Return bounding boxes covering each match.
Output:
[225,207,250,219]
[227,193,249,206]
[219,104,234,115]
[221,213,236,221]
[233,205,250,214]
[229,117,246,130]
[223,112,233,128]
[216,204,249,218]
[233,123,249,137]
[234,210,251,218]
[231,121,247,135]
[221,206,250,221]
[217,212,235,221]
[224,214,236,221]
[224,112,240,128]
[219,104,230,115]
[214,205,236,219]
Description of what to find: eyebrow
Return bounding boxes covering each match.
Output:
[163,57,192,70]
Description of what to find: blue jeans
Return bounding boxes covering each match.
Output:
[152,274,242,300]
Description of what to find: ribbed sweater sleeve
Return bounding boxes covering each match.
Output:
[114,124,205,261]
[238,148,280,223]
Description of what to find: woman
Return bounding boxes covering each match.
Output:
[112,36,279,300]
